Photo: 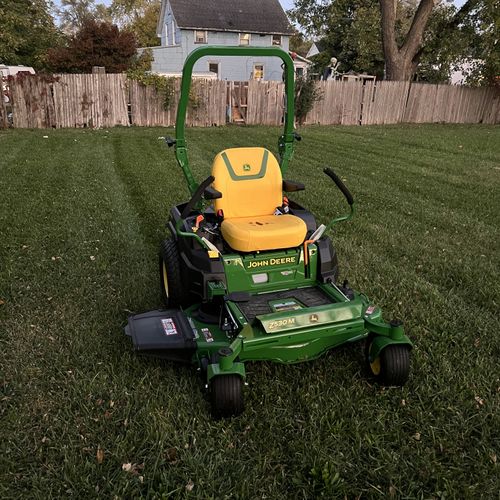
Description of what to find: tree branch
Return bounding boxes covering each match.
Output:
[401,0,437,58]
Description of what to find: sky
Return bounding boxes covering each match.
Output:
[72,0,295,8]
[56,0,465,17]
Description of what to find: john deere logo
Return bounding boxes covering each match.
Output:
[246,256,297,269]
[310,314,319,323]
[243,164,251,171]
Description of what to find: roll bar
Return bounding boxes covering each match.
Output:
[172,46,297,195]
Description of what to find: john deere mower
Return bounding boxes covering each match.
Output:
[125,46,412,418]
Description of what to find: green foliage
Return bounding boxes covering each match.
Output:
[127,67,176,110]
[110,0,161,47]
[294,75,323,124]
[289,32,313,58]
[126,57,201,110]
[0,0,60,69]
[460,0,500,86]
[309,463,344,496]
[46,19,137,73]
[289,0,387,78]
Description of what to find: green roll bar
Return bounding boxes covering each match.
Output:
[173,46,297,195]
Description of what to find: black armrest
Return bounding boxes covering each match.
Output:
[204,186,222,200]
[283,180,305,192]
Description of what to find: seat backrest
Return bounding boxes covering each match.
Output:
[212,147,282,219]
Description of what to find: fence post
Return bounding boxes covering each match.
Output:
[0,92,7,128]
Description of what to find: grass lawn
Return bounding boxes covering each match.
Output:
[1,124,499,498]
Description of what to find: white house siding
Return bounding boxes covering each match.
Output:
[150,30,290,81]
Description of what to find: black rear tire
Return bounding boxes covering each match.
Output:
[210,375,244,418]
[159,238,189,308]
[367,340,411,386]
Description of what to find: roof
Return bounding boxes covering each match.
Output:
[160,0,293,35]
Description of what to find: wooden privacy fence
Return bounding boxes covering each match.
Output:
[129,79,227,127]
[4,73,499,129]
[8,74,128,128]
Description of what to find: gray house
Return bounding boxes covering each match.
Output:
[149,0,294,81]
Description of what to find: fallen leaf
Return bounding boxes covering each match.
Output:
[413,432,421,441]
[185,479,194,492]
[474,395,485,407]
[490,453,497,464]
[0,299,5,306]
[96,448,104,464]
[90,255,96,261]
[165,447,178,464]
[122,463,143,475]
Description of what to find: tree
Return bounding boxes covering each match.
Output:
[289,0,394,79]
[46,20,137,73]
[457,0,499,86]
[110,0,161,47]
[0,0,60,69]
[289,32,313,57]
[289,0,486,82]
[379,0,436,80]
[57,0,97,33]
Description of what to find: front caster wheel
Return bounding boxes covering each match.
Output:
[210,375,244,418]
[367,341,411,386]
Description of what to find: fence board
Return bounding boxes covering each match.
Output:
[5,74,499,129]
[0,93,9,128]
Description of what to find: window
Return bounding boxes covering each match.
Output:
[239,33,251,46]
[272,35,282,46]
[194,30,207,44]
[296,67,304,77]
[253,64,264,80]
[209,62,219,78]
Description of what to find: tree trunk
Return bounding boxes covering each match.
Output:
[385,54,417,81]
[379,0,437,81]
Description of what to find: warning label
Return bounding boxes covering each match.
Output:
[201,327,214,343]
[161,318,178,336]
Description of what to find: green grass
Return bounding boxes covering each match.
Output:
[0,124,499,498]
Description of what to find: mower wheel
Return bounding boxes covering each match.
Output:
[367,341,410,386]
[210,375,244,418]
[159,238,189,307]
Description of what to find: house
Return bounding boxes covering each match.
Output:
[306,40,327,60]
[292,54,313,78]
[148,0,294,81]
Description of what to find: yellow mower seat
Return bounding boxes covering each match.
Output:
[212,147,307,252]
